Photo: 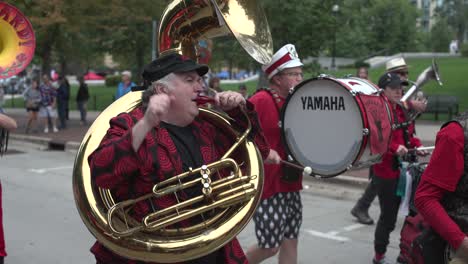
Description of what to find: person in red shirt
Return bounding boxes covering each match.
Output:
[415,113,468,263]
[246,44,304,264]
[351,57,428,226]
[371,73,424,264]
[0,113,16,264]
[88,53,270,264]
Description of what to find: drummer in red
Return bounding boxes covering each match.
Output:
[371,72,425,264]
[414,112,468,262]
[246,44,304,264]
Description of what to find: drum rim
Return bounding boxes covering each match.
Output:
[279,76,368,178]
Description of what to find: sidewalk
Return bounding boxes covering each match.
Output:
[3,107,443,186]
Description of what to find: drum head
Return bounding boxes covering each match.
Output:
[281,78,365,177]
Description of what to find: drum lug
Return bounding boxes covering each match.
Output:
[317,74,329,79]
[362,128,369,135]
[350,90,358,96]
[278,121,282,128]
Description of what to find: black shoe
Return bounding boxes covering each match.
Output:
[351,205,374,225]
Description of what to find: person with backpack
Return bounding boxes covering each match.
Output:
[414,111,468,263]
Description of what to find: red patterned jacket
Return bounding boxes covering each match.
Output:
[88,103,269,264]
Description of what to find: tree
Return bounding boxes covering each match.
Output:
[436,0,468,44]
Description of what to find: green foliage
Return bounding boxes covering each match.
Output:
[105,75,121,87]
[354,61,370,68]
[429,18,454,52]
[460,44,468,57]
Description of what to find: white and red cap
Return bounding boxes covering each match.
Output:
[262,44,303,79]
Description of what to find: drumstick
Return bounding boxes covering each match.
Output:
[280,160,313,176]
[408,146,435,152]
[415,146,435,152]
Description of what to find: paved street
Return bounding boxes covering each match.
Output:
[0,140,406,264]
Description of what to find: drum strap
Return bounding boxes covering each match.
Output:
[256,87,282,117]
[391,107,412,148]
[255,87,301,182]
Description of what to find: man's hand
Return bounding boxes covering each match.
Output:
[143,93,172,128]
[410,98,427,113]
[132,93,172,152]
[265,149,281,164]
[215,91,246,111]
[396,145,408,156]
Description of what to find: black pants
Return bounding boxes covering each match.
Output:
[374,176,401,254]
[355,168,378,210]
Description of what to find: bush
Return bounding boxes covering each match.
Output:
[105,75,121,87]
[460,43,468,57]
[354,61,370,68]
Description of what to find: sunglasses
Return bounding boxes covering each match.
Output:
[281,72,304,78]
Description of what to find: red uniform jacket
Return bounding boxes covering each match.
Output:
[88,104,269,264]
[373,104,422,179]
[249,90,303,199]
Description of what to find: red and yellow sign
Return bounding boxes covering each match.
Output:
[0,2,35,79]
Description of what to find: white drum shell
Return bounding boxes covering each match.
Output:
[281,77,384,177]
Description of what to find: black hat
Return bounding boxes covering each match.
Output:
[142,53,209,82]
[378,72,409,89]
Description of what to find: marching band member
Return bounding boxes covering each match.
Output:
[371,73,424,264]
[246,44,304,264]
[88,53,269,264]
[0,113,16,264]
[415,112,468,263]
[351,57,427,225]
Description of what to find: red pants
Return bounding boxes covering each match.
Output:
[0,182,6,256]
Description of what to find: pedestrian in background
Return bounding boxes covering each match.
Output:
[357,66,369,80]
[208,76,222,93]
[38,74,58,133]
[239,84,249,99]
[76,76,89,126]
[115,71,135,100]
[57,76,70,129]
[23,79,41,133]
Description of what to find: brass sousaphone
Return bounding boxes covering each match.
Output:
[0,2,35,78]
[73,0,273,262]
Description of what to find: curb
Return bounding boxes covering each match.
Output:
[10,133,81,152]
[9,133,369,199]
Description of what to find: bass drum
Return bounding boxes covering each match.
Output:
[281,76,393,177]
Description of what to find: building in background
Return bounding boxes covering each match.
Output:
[410,0,444,32]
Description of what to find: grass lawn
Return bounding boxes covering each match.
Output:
[4,57,467,117]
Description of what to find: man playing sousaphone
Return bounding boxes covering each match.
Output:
[246,44,304,264]
[87,53,270,264]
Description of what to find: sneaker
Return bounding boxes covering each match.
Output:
[53,127,59,133]
[372,257,392,264]
[351,205,374,225]
[44,127,49,133]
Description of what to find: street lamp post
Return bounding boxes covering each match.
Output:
[331,4,339,70]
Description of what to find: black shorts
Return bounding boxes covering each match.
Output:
[26,107,39,112]
[253,192,302,248]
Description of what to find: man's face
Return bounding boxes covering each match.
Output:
[42,75,50,84]
[122,74,130,83]
[358,68,368,79]
[393,68,409,81]
[273,66,303,94]
[169,71,205,121]
[383,86,403,104]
